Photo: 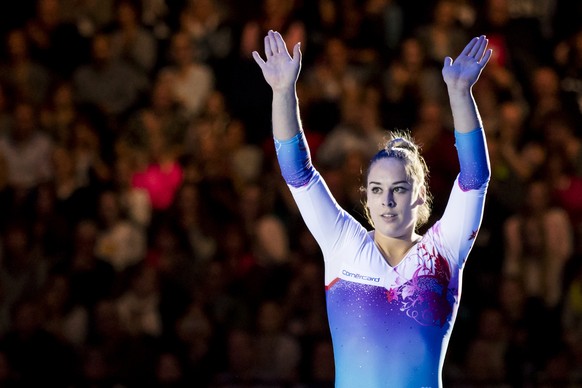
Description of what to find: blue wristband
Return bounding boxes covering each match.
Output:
[274,132,315,188]
[455,128,490,191]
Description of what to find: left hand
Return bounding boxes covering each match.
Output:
[252,30,302,92]
[442,35,492,91]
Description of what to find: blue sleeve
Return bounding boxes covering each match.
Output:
[454,128,490,191]
[274,132,315,188]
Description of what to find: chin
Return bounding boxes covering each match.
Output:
[376,226,404,239]
[376,222,415,240]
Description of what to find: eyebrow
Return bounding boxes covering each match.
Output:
[368,180,410,186]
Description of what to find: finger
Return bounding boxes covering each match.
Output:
[459,37,478,57]
[478,48,493,67]
[292,42,302,64]
[273,30,287,55]
[252,51,266,70]
[264,34,274,57]
[468,36,485,58]
[267,30,280,54]
[473,36,488,60]
[443,56,453,68]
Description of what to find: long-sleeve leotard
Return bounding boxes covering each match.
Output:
[277,128,488,388]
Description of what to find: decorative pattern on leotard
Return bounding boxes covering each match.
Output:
[288,171,487,388]
[386,243,453,327]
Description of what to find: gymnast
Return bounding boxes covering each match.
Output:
[253,30,491,388]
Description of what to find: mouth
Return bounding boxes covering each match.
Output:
[381,213,397,220]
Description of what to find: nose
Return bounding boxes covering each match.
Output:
[383,193,396,208]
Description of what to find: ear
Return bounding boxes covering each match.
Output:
[415,185,426,206]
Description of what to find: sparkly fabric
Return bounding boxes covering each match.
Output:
[324,224,459,388]
[455,128,490,191]
[289,172,487,388]
[274,132,314,187]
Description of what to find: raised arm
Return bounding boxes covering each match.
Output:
[436,36,493,263]
[442,35,492,190]
[252,31,366,262]
[253,30,314,188]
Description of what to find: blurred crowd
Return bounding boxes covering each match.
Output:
[0,0,581,386]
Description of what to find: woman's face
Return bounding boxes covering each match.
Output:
[366,157,423,239]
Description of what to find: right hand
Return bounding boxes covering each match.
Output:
[252,30,302,91]
[442,35,492,92]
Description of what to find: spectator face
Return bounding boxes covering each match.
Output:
[12,103,36,141]
[52,82,74,108]
[74,220,98,253]
[117,1,139,27]
[36,0,61,28]
[98,191,121,226]
[525,180,549,212]
[6,29,29,60]
[170,33,193,66]
[91,34,112,65]
[257,301,284,334]
[532,67,559,97]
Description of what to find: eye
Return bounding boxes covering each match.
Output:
[393,186,408,193]
[370,186,382,194]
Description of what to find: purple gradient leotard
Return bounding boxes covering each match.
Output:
[276,128,489,388]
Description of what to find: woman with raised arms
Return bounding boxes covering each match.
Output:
[252,30,491,388]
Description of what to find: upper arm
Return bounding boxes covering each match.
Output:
[290,171,367,260]
[438,177,488,266]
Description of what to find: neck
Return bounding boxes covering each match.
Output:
[374,231,421,267]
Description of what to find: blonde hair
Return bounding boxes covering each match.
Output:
[362,130,432,231]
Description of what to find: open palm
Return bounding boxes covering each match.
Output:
[442,35,492,90]
[252,30,302,91]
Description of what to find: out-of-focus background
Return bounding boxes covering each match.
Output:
[0,0,581,386]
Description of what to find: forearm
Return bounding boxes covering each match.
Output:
[448,87,490,190]
[447,88,482,134]
[272,86,302,141]
[272,86,314,187]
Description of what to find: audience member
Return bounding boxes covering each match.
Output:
[108,0,159,76]
[0,28,51,106]
[72,32,149,128]
[39,80,79,146]
[0,101,54,193]
[414,0,469,68]
[24,0,88,78]
[157,31,215,119]
[503,179,573,310]
[94,189,147,273]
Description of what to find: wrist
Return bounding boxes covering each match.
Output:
[272,87,299,105]
[446,86,473,98]
[272,84,297,95]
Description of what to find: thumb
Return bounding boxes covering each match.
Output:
[443,56,453,67]
[292,42,302,64]
[252,51,266,70]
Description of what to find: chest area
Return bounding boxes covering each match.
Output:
[327,241,459,327]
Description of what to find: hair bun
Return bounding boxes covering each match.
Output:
[386,134,419,155]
